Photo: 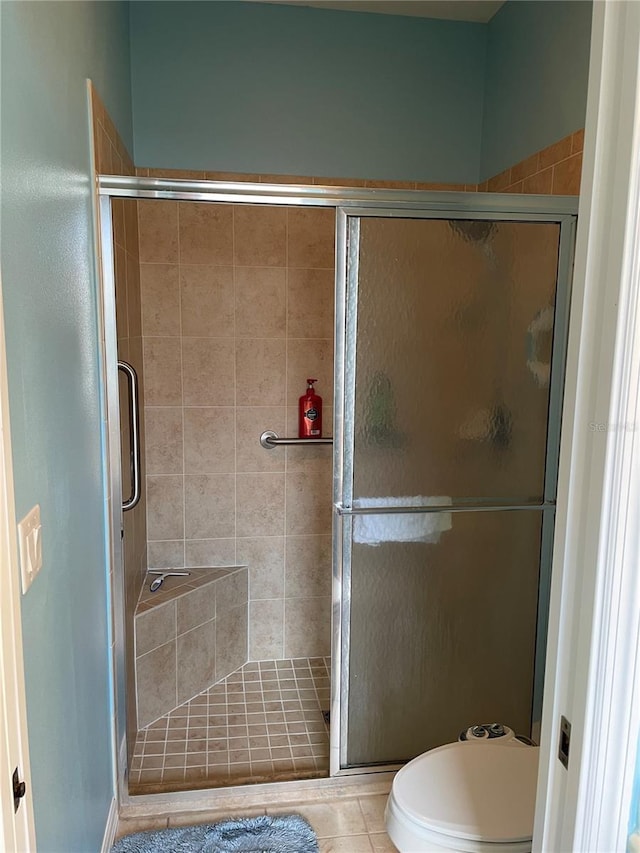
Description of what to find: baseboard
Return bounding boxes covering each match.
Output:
[101,797,118,853]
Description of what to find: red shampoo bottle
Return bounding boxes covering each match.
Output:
[299,378,322,438]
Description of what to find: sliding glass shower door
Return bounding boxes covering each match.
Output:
[334,208,574,770]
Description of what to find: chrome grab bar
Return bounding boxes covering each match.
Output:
[118,360,141,512]
[260,430,333,449]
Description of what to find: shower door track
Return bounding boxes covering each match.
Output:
[97,176,577,797]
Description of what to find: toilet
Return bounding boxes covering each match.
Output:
[385,725,539,852]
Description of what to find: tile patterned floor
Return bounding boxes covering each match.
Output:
[116,793,398,851]
[129,657,331,794]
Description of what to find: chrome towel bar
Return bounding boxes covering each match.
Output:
[336,501,555,515]
[260,430,333,449]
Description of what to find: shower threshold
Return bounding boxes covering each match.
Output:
[129,657,330,795]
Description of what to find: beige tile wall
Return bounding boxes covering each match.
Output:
[139,201,334,662]
[91,84,135,178]
[481,129,584,195]
[90,83,147,760]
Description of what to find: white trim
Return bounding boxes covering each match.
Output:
[534,2,640,851]
[100,798,118,853]
[0,271,36,850]
[573,2,640,847]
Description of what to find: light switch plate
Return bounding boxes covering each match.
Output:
[18,504,42,594]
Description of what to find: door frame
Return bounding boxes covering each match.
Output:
[0,271,36,851]
[534,2,640,850]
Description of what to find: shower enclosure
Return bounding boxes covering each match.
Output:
[98,179,576,795]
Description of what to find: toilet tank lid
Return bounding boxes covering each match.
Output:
[393,741,540,843]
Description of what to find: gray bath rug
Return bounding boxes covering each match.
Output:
[111,814,319,853]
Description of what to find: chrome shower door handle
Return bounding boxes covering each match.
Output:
[118,360,141,512]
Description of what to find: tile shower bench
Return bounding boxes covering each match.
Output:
[134,566,248,728]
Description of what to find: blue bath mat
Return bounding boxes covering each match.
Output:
[112,814,319,852]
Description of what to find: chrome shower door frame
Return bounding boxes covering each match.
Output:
[98,193,128,799]
[97,176,576,796]
[331,202,577,776]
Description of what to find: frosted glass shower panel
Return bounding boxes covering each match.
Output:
[345,508,544,767]
[352,218,561,502]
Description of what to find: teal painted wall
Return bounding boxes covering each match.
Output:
[480,0,592,180]
[129,1,487,183]
[130,1,592,184]
[0,1,132,850]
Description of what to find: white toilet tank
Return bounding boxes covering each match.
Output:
[385,736,539,852]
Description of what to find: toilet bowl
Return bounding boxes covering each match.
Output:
[385,734,539,852]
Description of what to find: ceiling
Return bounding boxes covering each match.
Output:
[254,1,506,23]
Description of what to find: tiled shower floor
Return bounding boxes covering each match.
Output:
[129,657,331,794]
